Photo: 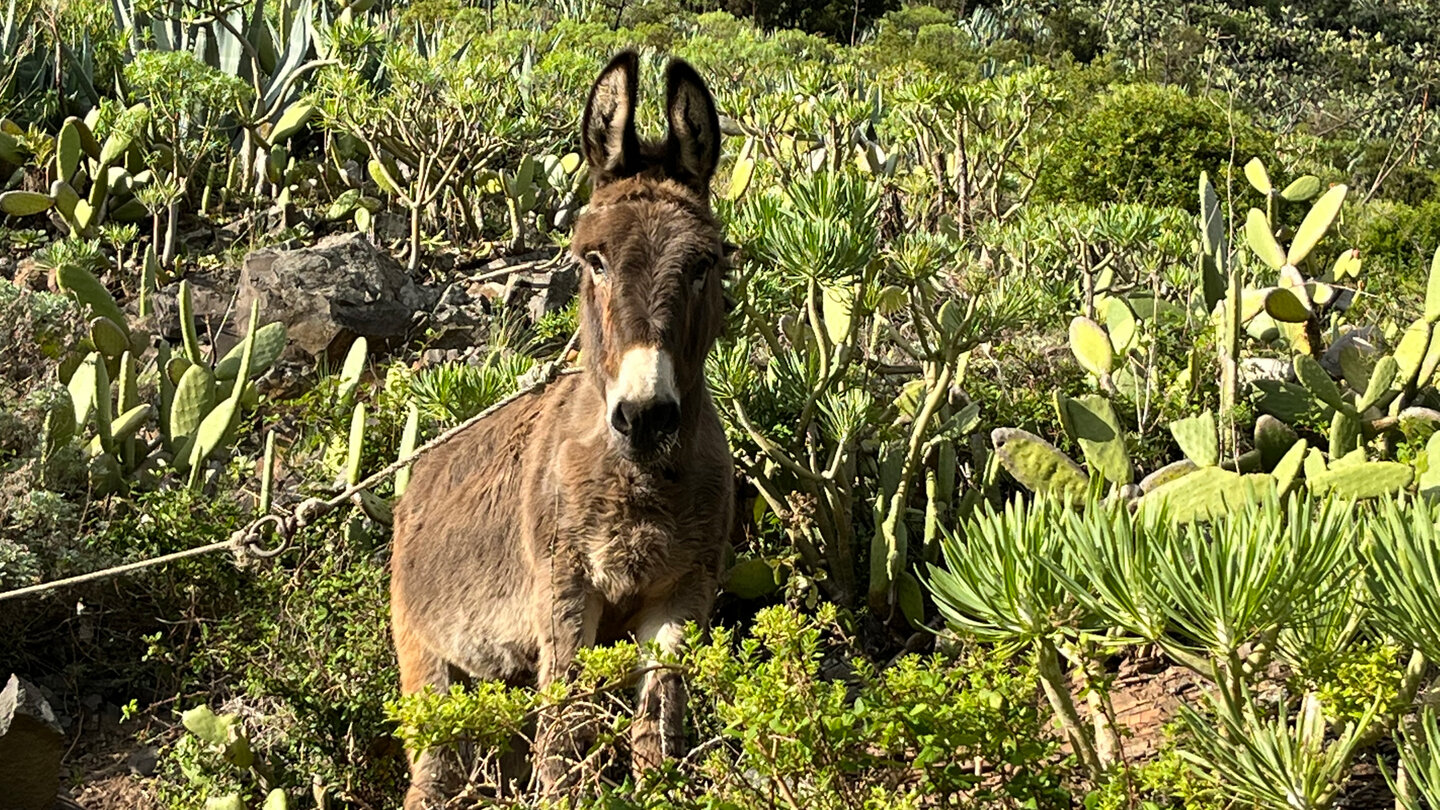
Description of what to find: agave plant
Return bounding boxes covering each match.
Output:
[1178,684,1381,810]
[926,496,1110,778]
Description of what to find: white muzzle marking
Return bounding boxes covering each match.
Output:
[608,345,679,415]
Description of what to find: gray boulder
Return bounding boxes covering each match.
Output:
[505,261,577,323]
[234,233,436,362]
[0,674,64,810]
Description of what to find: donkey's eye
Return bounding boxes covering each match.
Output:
[584,251,608,275]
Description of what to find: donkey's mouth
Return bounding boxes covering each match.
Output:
[611,428,680,466]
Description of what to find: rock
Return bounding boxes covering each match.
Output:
[504,261,577,323]
[234,232,436,363]
[374,212,409,243]
[0,674,64,810]
[1320,326,1384,379]
[1238,357,1292,388]
[425,283,488,350]
[11,257,48,292]
[126,745,159,777]
[141,273,233,346]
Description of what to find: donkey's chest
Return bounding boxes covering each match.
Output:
[562,488,698,601]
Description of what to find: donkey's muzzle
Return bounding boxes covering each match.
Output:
[611,399,681,456]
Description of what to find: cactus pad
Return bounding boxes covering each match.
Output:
[1287,184,1346,266]
[1139,459,1198,493]
[1139,466,1276,524]
[1307,461,1413,500]
[1061,393,1132,485]
[1271,439,1308,497]
[1246,208,1285,270]
[1068,316,1114,377]
[57,263,125,326]
[725,558,781,600]
[1169,410,1219,467]
[1294,353,1350,414]
[991,427,1089,504]
[169,365,216,448]
[1254,415,1300,470]
[1280,175,1321,202]
[0,190,54,216]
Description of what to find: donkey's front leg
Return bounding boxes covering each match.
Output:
[631,582,712,778]
[533,586,603,794]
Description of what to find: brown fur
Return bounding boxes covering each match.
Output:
[390,51,733,808]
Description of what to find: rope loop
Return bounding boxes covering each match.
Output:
[235,514,293,559]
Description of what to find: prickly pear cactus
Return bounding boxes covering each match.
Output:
[1057,393,1131,485]
[1139,466,1276,523]
[991,427,1089,504]
[1169,410,1219,467]
[1307,462,1413,500]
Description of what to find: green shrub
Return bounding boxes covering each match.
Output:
[870,6,979,75]
[1353,199,1440,314]
[1037,82,1270,210]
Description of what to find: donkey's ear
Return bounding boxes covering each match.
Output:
[664,58,721,193]
[582,51,641,184]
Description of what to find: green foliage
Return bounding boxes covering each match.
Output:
[407,354,535,426]
[1038,82,1269,209]
[5,4,1440,809]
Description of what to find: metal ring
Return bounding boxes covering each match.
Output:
[239,514,292,559]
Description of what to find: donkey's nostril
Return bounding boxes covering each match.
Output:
[651,401,680,436]
[611,400,681,445]
[612,401,636,436]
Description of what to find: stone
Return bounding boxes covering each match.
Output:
[141,273,233,346]
[503,261,578,323]
[424,283,488,350]
[1238,357,1292,388]
[0,674,64,810]
[126,745,159,776]
[234,232,437,363]
[1320,325,1384,379]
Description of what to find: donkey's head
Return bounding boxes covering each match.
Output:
[572,52,727,464]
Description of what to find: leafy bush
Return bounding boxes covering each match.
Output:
[384,604,1067,809]
[1037,82,1270,209]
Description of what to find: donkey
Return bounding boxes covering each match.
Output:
[389,51,734,808]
